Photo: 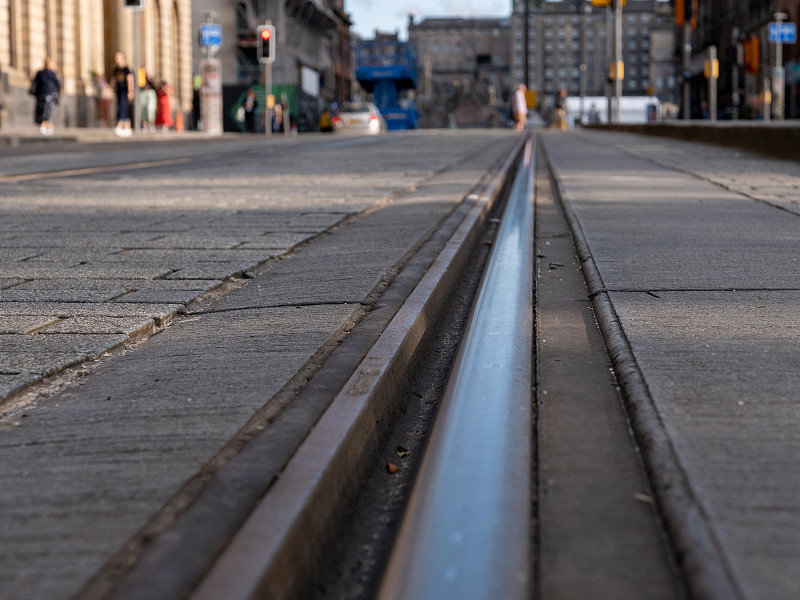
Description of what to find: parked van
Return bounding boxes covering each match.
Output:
[564,96,662,126]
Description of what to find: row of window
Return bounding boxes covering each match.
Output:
[417,41,503,55]
[521,27,650,39]
[515,72,677,93]
[516,46,652,64]
[516,12,652,26]
[519,40,651,52]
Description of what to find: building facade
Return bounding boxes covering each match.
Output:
[191,0,352,132]
[0,0,193,129]
[685,0,800,119]
[408,16,511,128]
[511,0,676,114]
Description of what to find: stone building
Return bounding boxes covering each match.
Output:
[408,16,511,128]
[191,0,352,132]
[0,0,193,130]
[686,0,800,119]
[510,0,676,113]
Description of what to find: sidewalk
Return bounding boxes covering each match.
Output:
[0,124,241,148]
[541,129,800,600]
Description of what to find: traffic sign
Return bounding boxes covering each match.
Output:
[200,23,223,47]
[769,22,796,44]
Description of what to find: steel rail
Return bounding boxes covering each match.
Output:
[378,135,535,600]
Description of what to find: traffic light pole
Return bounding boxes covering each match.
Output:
[264,62,272,137]
[614,0,622,123]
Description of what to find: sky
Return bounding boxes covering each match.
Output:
[346,0,512,40]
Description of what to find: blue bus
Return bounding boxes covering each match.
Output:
[355,39,420,130]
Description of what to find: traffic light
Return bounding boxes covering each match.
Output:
[743,35,759,74]
[122,0,145,8]
[675,0,698,28]
[257,25,276,64]
[590,0,625,6]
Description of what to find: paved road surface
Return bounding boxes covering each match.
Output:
[541,129,800,600]
[2,127,800,600]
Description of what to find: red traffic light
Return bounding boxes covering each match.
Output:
[257,24,276,64]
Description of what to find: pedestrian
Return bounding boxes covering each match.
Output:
[243,88,257,133]
[112,51,134,137]
[155,80,174,132]
[141,69,157,132]
[587,103,600,124]
[552,88,568,130]
[30,57,61,136]
[191,74,202,130]
[512,83,527,131]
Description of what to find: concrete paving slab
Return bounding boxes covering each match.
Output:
[38,316,159,335]
[542,130,800,600]
[0,316,58,334]
[0,302,182,317]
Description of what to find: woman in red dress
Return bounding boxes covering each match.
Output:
[155,80,174,131]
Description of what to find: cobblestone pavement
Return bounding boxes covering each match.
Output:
[0,133,504,404]
[0,130,521,600]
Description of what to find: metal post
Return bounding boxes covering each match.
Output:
[524,0,530,88]
[732,27,740,120]
[708,45,717,121]
[606,7,612,123]
[579,64,587,126]
[133,9,141,133]
[614,0,622,124]
[264,62,272,136]
[774,12,787,120]
[683,22,691,119]
[763,77,772,121]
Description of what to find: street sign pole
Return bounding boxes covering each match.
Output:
[122,0,146,133]
[199,13,223,136]
[133,12,141,132]
[773,13,788,120]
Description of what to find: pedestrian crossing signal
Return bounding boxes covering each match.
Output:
[122,0,145,9]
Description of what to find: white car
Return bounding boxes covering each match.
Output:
[333,102,386,135]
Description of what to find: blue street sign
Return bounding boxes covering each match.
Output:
[200,24,223,47]
[768,22,797,44]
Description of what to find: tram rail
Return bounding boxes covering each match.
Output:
[378,138,534,599]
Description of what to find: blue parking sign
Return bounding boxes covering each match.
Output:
[769,22,797,44]
[200,24,223,47]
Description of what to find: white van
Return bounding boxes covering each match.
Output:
[565,96,662,126]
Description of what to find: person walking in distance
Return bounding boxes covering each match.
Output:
[30,57,61,136]
[243,88,258,133]
[512,84,528,131]
[113,51,134,137]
